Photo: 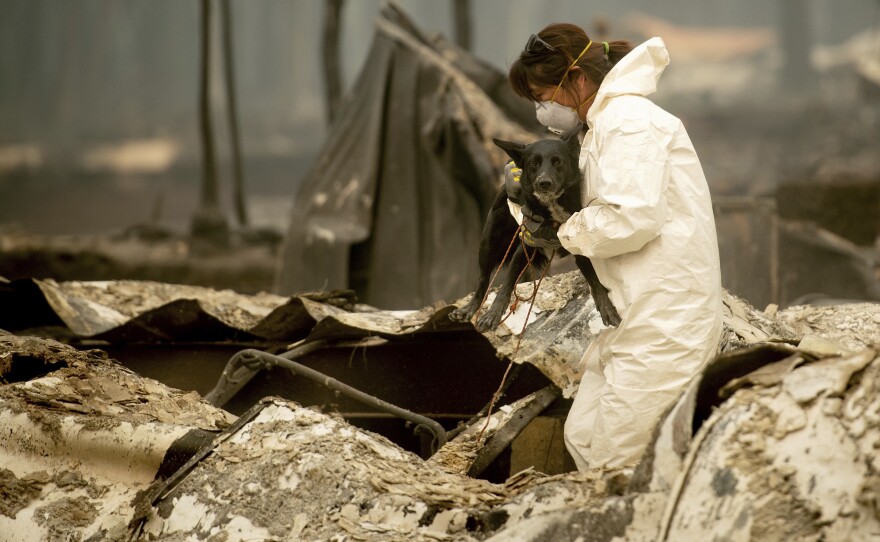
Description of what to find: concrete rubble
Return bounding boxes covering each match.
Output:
[0,270,879,541]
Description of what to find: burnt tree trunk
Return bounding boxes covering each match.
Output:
[221,0,248,227]
[192,0,229,244]
[453,0,472,51]
[322,0,345,125]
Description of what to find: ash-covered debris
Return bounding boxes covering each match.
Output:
[2,269,880,541]
[471,272,603,397]
[719,291,801,351]
[3,328,880,540]
[0,468,47,519]
[138,398,507,542]
[777,301,880,352]
[0,334,234,430]
[0,333,234,542]
[661,348,880,541]
[429,389,555,477]
[136,395,642,542]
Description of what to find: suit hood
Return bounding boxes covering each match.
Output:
[588,37,670,121]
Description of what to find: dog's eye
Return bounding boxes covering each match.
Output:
[531,156,542,168]
[551,156,561,167]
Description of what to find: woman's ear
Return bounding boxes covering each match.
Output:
[569,67,590,93]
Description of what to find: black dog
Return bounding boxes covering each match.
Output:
[450,129,621,332]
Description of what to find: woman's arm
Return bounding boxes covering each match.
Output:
[558,109,672,259]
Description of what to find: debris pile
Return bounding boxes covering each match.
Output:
[0,333,233,542]
[1,276,879,540]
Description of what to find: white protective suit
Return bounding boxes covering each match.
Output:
[516,37,723,470]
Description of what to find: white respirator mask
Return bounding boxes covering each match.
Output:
[535,100,582,135]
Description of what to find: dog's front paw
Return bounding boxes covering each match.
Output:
[449,306,476,323]
[474,306,504,333]
[597,299,621,327]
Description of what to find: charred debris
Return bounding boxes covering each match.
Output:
[1,271,879,540]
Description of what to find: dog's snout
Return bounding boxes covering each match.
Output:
[536,175,554,191]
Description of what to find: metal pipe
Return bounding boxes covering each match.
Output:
[203,340,327,407]
[205,344,447,453]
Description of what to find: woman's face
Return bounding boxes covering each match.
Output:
[530,69,597,122]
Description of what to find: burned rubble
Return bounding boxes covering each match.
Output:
[0,333,234,541]
[0,271,878,541]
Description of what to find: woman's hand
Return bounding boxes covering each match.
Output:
[520,207,562,249]
[526,221,562,249]
[504,160,523,202]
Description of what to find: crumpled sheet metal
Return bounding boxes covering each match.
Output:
[4,278,469,344]
[139,394,639,542]
[275,2,538,309]
[0,334,234,541]
[3,271,836,397]
[5,278,361,342]
[449,296,880,541]
[4,335,880,540]
[474,272,606,398]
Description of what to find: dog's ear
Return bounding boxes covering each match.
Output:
[492,138,526,166]
[561,127,581,154]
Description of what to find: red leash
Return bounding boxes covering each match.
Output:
[476,240,555,444]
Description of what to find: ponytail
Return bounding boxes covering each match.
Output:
[605,40,634,66]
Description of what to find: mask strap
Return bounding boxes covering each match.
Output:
[577,88,599,111]
[551,40,592,102]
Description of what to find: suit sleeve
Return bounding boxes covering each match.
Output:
[506,199,524,225]
[558,114,671,259]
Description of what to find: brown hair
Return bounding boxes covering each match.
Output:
[509,23,635,102]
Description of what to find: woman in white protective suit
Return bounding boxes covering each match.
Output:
[505,24,723,471]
